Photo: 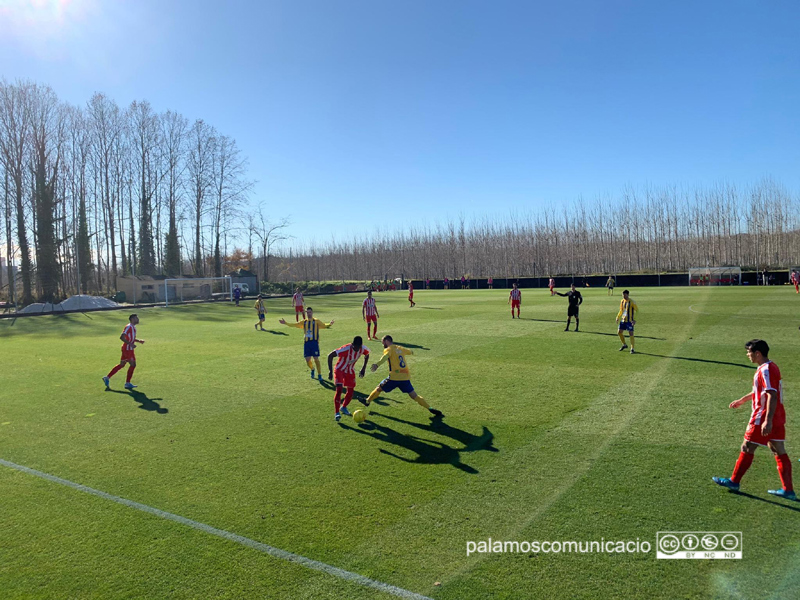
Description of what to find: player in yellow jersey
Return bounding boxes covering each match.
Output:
[361,335,444,417]
[254,295,266,331]
[616,290,638,354]
[280,307,334,380]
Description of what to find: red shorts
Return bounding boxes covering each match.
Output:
[366,315,377,323]
[121,348,136,363]
[745,421,786,446]
[295,306,304,313]
[511,300,520,308]
[334,370,356,389]
[408,294,414,300]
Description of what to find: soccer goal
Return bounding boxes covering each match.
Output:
[163,276,233,306]
[688,267,741,286]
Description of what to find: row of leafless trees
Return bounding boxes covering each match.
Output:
[0,79,256,304]
[264,180,800,282]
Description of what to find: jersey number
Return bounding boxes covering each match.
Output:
[397,356,406,368]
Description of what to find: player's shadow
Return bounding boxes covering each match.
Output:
[107,389,168,414]
[728,490,800,512]
[340,418,479,474]
[260,329,288,336]
[518,318,563,323]
[636,352,754,369]
[416,307,443,310]
[392,342,430,350]
[375,413,498,454]
[579,331,667,341]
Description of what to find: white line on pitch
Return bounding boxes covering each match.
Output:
[0,458,433,600]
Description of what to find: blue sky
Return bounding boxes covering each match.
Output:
[1,0,798,249]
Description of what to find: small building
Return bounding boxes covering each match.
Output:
[117,275,215,303]
[229,268,258,295]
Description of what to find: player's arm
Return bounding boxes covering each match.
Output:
[631,301,638,323]
[327,350,337,380]
[578,293,583,305]
[362,304,366,320]
[359,353,369,377]
[729,393,752,409]
[616,302,623,322]
[279,319,303,327]
[555,291,566,297]
[398,346,414,356]
[370,350,389,372]
[761,389,779,435]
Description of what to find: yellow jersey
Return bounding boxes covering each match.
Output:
[375,345,413,381]
[254,300,265,314]
[285,318,331,341]
[617,298,638,323]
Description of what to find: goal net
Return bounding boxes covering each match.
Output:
[163,276,232,306]
[688,267,741,286]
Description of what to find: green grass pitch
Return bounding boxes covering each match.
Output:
[1,287,799,599]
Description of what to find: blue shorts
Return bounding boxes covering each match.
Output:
[380,378,414,394]
[303,340,320,358]
[618,321,634,333]
[258,313,265,320]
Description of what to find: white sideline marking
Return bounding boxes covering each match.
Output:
[0,458,432,600]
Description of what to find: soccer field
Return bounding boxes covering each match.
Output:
[1,287,798,599]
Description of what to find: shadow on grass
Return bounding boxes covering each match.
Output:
[636,352,754,369]
[376,413,498,453]
[392,342,430,350]
[728,490,800,512]
[578,330,667,341]
[260,329,289,336]
[339,417,480,474]
[106,389,168,414]
[518,318,564,323]
[415,307,443,310]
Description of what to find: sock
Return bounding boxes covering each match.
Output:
[516,308,520,317]
[413,395,430,409]
[314,358,321,374]
[107,364,124,379]
[731,451,754,484]
[366,387,381,405]
[618,331,626,344]
[342,388,354,408]
[306,358,314,370]
[629,336,635,350]
[334,387,342,413]
[575,318,579,329]
[373,324,377,338]
[126,365,136,383]
[776,454,794,492]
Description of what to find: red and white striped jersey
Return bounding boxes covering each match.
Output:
[510,289,521,301]
[363,297,378,317]
[548,279,555,287]
[292,292,304,307]
[334,344,370,374]
[122,324,137,351]
[792,272,799,284]
[750,361,785,427]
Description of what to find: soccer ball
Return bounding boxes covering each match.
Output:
[353,410,367,424]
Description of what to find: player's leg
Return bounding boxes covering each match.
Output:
[365,385,383,406]
[628,332,635,353]
[564,316,571,331]
[408,390,444,417]
[340,387,354,416]
[124,359,137,389]
[766,440,795,498]
[105,360,127,387]
[372,319,378,340]
[713,440,758,490]
[617,328,627,350]
[314,357,322,380]
[295,309,300,322]
[333,383,343,420]
[574,315,579,331]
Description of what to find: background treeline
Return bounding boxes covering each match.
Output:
[265,180,800,282]
[0,79,253,305]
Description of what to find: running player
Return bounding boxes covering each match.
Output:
[791,270,799,294]
[279,307,334,380]
[606,275,615,296]
[327,336,370,422]
[616,289,637,353]
[292,288,306,321]
[712,339,795,499]
[548,277,556,296]
[363,335,444,418]
[362,290,380,340]
[408,281,416,307]
[508,283,521,318]
[103,314,144,390]
[254,294,266,330]
[556,284,583,331]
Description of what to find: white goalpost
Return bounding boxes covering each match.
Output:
[688,267,741,286]
[163,276,233,307]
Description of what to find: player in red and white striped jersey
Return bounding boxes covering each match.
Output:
[103,314,144,391]
[292,288,306,322]
[327,336,370,421]
[791,270,799,294]
[508,283,521,318]
[713,339,795,499]
[362,291,380,340]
